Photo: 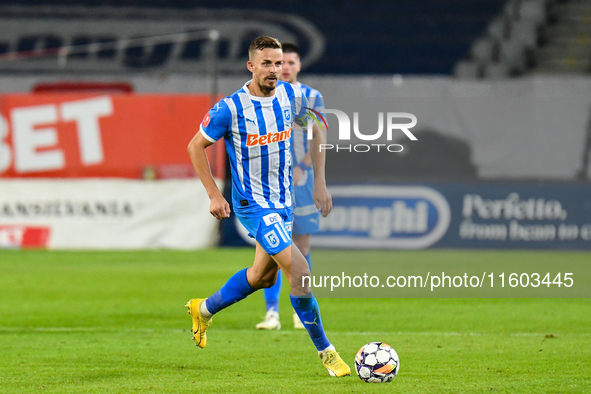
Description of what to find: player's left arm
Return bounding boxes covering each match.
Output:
[293,151,312,186]
[294,91,322,184]
[309,122,332,217]
[293,88,331,216]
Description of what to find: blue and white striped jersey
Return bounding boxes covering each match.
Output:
[200,80,309,210]
[291,82,325,168]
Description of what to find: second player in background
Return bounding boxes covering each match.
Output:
[256,42,325,331]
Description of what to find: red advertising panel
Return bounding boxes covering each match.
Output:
[0,94,224,179]
[0,225,50,249]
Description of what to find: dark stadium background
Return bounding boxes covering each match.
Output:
[0,1,589,392]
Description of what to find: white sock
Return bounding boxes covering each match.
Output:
[318,344,336,357]
[200,299,213,319]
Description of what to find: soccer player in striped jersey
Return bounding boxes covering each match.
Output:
[256,42,324,331]
[186,36,350,377]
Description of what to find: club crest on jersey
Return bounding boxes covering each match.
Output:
[202,113,210,127]
[246,128,291,147]
[264,230,280,248]
[284,108,292,122]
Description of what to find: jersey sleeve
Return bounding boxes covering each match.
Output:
[199,100,231,143]
[292,89,312,129]
[310,90,325,113]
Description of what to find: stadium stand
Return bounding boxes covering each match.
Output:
[533,0,591,73]
[455,0,562,78]
[0,0,505,75]
[455,0,591,78]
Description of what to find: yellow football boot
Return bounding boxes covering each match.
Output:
[185,298,212,348]
[321,350,351,377]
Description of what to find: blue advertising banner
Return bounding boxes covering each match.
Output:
[433,183,591,250]
[221,183,591,250]
[312,186,451,249]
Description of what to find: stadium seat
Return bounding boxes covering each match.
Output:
[453,60,483,78]
[483,62,511,78]
[519,0,548,26]
[470,37,497,62]
[487,16,510,40]
[499,37,528,73]
[506,0,521,20]
[510,19,539,49]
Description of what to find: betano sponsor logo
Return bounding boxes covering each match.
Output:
[313,186,451,249]
[246,128,291,147]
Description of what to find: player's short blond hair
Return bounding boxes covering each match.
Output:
[248,36,282,60]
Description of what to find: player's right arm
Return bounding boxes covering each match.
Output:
[188,133,229,219]
[187,102,232,220]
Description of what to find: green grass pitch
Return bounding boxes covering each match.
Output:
[0,249,589,393]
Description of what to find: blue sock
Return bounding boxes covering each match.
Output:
[305,252,312,272]
[205,268,255,315]
[290,294,331,351]
[263,269,281,312]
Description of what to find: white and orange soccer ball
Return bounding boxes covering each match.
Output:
[355,342,400,383]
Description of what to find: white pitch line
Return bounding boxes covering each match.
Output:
[0,327,184,333]
[0,327,587,337]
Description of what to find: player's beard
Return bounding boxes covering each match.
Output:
[258,75,278,95]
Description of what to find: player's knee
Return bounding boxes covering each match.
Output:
[293,276,311,294]
[296,265,311,280]
[249,268,278,289]
[301,267,311,279]
[249,277,272,290]
[259,276,278,289]
[292,268,311,292]
[299,245,310,257]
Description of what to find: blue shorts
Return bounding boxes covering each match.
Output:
[235,205,292,255]
[293,169,321,235]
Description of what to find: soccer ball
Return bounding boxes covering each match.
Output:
[355,342,400,383]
